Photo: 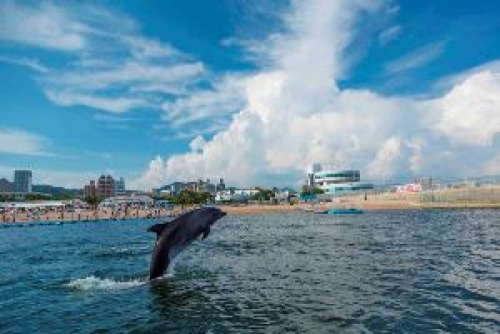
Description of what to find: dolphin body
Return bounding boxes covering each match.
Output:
[147,207,226,280]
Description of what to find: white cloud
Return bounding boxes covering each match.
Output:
[367,136,401,179]
[3,0,500,190]
[132,0,500,190]
[45,90,150,113]
[433,59,500,91]
[0,55,49,73]
[48,61,205,92]
[162,75,246,128]
[432,71,500,146]
[481,154,500,175]
[385,41,446,74]
[379,25,401,45]
[0,1,206,115]
[0,128,48,156]
[0,1,86,51]
[163,120,231,141]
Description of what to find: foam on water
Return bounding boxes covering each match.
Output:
[65,276,145,291]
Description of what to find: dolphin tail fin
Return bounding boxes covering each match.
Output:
[202,226,211,240]
[148,222,168,239]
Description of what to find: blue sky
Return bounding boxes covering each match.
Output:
[1,0,500,189]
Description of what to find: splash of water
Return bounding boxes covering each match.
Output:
[65,276,145,291]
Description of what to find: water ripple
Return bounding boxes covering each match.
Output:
[0,211,499,332]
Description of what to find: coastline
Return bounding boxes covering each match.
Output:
[3,198,500,225]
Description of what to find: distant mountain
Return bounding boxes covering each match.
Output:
[32,185,81,199]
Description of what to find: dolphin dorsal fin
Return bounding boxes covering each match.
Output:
[147,223,168,239]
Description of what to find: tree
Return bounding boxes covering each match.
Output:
[300,185,324,196]
[25,193,51,201]
[170,189,211,206]
[85,195,103,219]
[252,188,275,202]
[85,195,103,208]
[313,187,325,194]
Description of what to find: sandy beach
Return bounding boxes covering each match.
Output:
[3,186,500,224]
[0,208,172,224]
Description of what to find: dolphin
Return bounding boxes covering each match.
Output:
[147,207,227,280]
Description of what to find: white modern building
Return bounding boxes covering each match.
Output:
[215,188,260,202]
[0,200,69,210]
[310,164,373,195]
[99,195,154,208]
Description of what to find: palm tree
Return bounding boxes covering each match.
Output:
[85,195,103,219]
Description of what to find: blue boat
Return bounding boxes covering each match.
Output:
[319,208,364,215]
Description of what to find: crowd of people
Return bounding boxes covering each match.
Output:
[0,203,172,223]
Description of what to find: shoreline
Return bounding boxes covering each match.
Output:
[2,201,500,225]
[220,202,500,214]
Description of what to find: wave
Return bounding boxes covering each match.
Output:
[65,276,145,291]
[92,246,150,258]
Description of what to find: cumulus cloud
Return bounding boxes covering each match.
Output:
[3,0,499,190]
[432,71,500,146]
[367,136,402,179]
[132,0,500,190]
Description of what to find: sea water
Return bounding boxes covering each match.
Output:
[0,210,499,333]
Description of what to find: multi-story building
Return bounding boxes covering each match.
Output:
[115,177,126,195]
[196,179,216,193]
[14,170,32,193]
[83,180,97,198]
[216,178,226,191]
[83,175,116,198]
[97,174,115,198]
[311,165,373,195]
[160,179,219,196]
[0,178,14,193]
[307,163,321,187]
[215,188,259,202]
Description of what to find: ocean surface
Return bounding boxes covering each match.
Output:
[0,210,499,333]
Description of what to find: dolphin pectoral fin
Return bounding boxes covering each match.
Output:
[202,226,211,240]
[147,223,168,239]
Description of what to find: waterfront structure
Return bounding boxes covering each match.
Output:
[14,170,32,193]
[0,200,70,210]
[99,195,154,208]
[311,165,373,195]
[307,163,321,187]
